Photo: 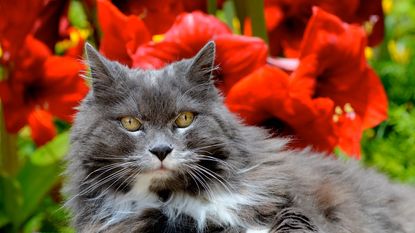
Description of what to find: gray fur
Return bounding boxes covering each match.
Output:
[64,42,415,233]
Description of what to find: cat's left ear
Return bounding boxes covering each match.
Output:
[187,41,216,85]
[84,42,126,101]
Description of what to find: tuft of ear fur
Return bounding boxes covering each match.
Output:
[84,43,123,100]
[187,41,216,85]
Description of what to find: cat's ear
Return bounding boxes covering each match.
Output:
[187,41,216,84]
[84,43,119,100]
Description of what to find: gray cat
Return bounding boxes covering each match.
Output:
[64,42,415,233]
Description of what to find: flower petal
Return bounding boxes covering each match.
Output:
[226,65,289,125]
[293,7,387,129]
[162,11,231,55]
[215,35,268,93]
[0,0,44,61]
[97,0,151,66]
[28,109,56,146]
[42,56,88,122]
[263,0,383,56]
[226,65,338,153]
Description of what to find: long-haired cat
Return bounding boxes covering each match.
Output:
[64,42,415,233]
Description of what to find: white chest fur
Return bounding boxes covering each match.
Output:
[99,173,259,231]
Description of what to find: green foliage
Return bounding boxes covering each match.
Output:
[0,133,69,232]
[362,0,415,184]
[362,105,415,184]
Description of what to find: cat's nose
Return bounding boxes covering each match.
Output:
[149,145,173,161]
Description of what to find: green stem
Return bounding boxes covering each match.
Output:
[232,0,247,32]
[246,0,268,43]
[0,103,19,177]
[207,0,217,15]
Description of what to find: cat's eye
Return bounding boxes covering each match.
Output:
[175,112,194,128]
[120,116,142,131]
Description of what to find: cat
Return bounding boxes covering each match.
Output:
[64,41,415,233]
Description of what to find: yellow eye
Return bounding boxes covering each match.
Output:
[120,116,142,131]
[175,112,194,128]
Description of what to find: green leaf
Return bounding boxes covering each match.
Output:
[14,133,69,226]
[207,0,217,15]
[0,176,23,228]
[222,0,240,34]
[31,132,69,166]
[15,161,62,226]
[245,0,268,43]
[232,0,268,43]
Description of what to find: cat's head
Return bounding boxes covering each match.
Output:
[72,42,252,199]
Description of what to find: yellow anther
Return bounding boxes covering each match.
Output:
[69,30,81,43]
[365,47,373,60]
[152,34,165,43]
[382,0,393,14]
[344,103,354,113]
[335,106,343,115]
[363,15,378,36]
[332,115,339,123]
[79,28,90,40]
[232,17,241,34]
[0,44,2,59]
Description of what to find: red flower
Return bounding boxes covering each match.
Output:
[31,0,71,51]
[0,0,84,64]
[227,8,386,158]
[225,65,339,154]
[97,0,151,66]
[292,7,387,130]
[251,0,384,57]
[131,12,268,94]
[0,36,88,146]
[111,0,207,35]
[0,0,44,63]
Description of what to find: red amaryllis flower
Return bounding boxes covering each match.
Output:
[111,0,208,35]
[0,36,88,146]
[31,0,70,51]
[227,8,385,157]
[131,12,268,94]
[250,0,384,57]
[225,65,340,154]
[292,7,387,130]
[0,0,44,63]
[0,0,84,64]
[97,0,151,66]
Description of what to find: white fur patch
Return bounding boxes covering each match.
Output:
[246,229,270,233]
[98,173,269,231]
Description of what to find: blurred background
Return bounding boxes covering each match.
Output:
[0,0,414,232]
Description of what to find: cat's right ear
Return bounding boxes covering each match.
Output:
[84,43,117,99]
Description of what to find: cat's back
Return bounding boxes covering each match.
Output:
[242,146,415,233]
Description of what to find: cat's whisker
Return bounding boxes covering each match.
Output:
[182,164,216,200]
[182,169,202,196]
[195,153,237,169]
[82,162,134,182]
[78,167,133,197]
[113,167,143,194]
[97,168,133,198]
[190,163,235,194]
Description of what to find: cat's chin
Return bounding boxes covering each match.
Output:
[147,168,173,176]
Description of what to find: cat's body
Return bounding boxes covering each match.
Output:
[64,42,415,233]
